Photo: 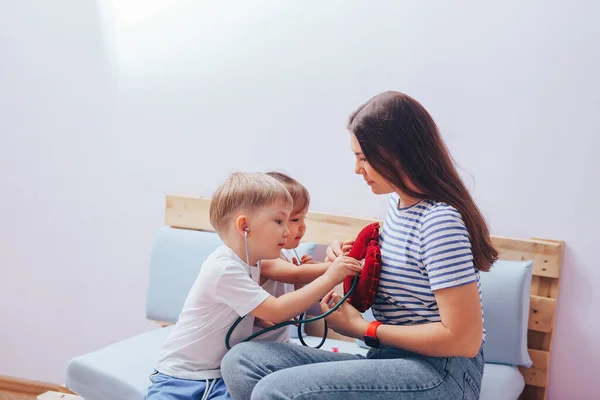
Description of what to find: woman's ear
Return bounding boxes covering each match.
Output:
[235,215,250,237]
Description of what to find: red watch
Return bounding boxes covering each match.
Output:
[363,321,383,348]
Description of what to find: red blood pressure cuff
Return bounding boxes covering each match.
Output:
[343,222,381,312]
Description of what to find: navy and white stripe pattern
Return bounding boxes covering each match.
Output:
[373,194,485,338]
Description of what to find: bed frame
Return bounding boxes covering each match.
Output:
[163,194,563,400]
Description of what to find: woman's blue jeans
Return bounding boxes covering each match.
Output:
[221,342,484,399]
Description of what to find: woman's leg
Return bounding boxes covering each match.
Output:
[222,342,484,400]
[221,342,365,400]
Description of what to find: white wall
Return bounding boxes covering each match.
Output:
[1,1,598,399]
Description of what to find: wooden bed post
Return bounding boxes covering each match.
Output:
[491,237,564,400]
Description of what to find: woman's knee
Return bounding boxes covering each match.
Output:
[222,342,256,375]
[251,373,287,400]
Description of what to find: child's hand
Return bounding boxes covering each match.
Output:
[341,240,354,255]
[325,240,355,261]
[292,255,315,265]
[324,255,362,284]
[324,240,342,262]
[301,255,315,264]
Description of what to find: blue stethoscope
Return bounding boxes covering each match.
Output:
[225,231,359,350]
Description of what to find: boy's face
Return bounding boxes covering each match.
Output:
[284,206,308,249]
[248,201,291,260]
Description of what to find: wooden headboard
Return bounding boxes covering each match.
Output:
[164,195,563,400]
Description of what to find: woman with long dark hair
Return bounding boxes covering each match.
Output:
[222,91,497,400]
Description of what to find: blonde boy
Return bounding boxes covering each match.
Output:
[145,173,361,400]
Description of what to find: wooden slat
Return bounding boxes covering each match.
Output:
[526,239,563,399]
[530,238,563,299]
[165,197,567,270]
[529,275,540,296]
[523,241,563,397]
[165,195,381,245]
[302,211,381,246]
[0,376,60,395]
[38,392,83,400]
[530,276,546,297]
[58,385,76,395]
[528,295,556,333]
[165,195,214,231]
[528,330,552,352]
[519,349,549,388]
[533,276,559,299]
[549,278,560,302]
[519,386,546,400]
[492,236,562,278]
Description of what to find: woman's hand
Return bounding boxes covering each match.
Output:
[324,240,354,261]
[319,291,369,339]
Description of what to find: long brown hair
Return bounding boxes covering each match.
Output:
[348,91,497,271]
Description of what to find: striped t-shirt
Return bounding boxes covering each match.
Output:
[373,194,485,338]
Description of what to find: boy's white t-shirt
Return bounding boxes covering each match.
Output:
[155,245,270,380]
[253,249,309,343]
[252,279,294,343]
[252,249,298,343]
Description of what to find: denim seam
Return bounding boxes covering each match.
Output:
[290,369,451,399]
[464,372,480,398]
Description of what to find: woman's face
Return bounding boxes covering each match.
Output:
[350,134,395,195]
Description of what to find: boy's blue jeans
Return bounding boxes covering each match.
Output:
[145,371,231,400]
[221,342,484,399]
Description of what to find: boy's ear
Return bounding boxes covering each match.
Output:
[235,215,250,237]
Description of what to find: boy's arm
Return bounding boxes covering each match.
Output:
[251,256,361,323]
[260,258,330,284]
[252,274,338,323]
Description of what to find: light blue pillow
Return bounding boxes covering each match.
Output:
[146,228,224,323]
[480,259,533,367]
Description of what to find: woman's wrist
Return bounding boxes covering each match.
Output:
[351,318,371,339]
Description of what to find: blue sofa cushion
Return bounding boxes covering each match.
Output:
[66,327,174,400]
[480,260,533,367]
[65,325,367,400]
[65,326,523,400]
[480,363,525,400]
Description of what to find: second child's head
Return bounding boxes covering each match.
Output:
[209,172,293,262]
[266,172,310,250]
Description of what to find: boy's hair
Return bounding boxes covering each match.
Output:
[209,172,293,234]
[266,171,310,213]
